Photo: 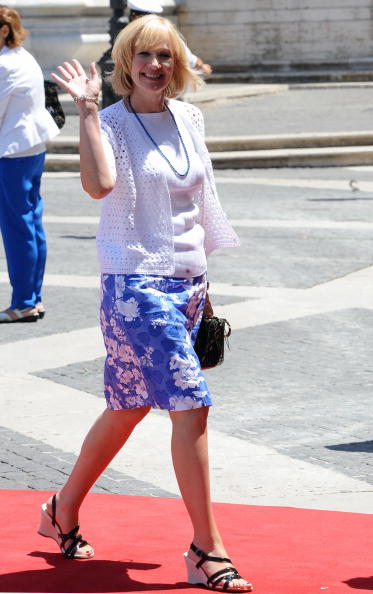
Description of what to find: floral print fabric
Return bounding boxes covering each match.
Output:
[100,273,212,411]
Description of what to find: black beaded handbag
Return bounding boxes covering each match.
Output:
[194,315,231,370]
[44,80,65,129]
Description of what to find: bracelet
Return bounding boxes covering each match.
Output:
[73,94,99,106]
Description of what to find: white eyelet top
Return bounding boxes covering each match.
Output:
[97,99,240,276]
[116,107,207,278]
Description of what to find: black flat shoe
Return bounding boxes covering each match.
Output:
[0,307,39,323]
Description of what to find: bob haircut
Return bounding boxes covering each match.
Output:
[0,5,28,48]
[109,15,201,98]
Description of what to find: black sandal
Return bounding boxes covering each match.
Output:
[184,542,253,592]
[37,494,94,559]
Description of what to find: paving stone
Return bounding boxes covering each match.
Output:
[0,426,176,497]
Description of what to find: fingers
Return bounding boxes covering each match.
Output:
[63,61,78,78]
[51,59,100,97]
[71,58,85,76]
[56,63,74,82]
[89,61,97,78]
[50,71,69,90]
[57,60,84,82]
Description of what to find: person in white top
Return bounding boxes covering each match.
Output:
[0,5,59,323]
[37,15,252,593]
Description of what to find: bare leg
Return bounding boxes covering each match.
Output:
[45,406,150,553]
[169,406,252,591]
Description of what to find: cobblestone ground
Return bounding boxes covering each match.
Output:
[1,84,373,506]
[1,164,373,504]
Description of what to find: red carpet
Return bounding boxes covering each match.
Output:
[0,490,372,593]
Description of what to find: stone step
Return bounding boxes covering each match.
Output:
[47,131,373,154]
[45,144,373,171]
[208,68,373,84]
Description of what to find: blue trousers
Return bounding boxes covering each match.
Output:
[0,153,47,309]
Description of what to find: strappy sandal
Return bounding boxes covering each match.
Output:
[0,306,39,323]
[37,494,94,559]
[184,542,253,592]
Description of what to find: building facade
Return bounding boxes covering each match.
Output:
[178,0,373,72]
[5,1,373,76]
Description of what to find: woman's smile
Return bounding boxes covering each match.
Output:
[131,41,174,93]
[142,72,162,79]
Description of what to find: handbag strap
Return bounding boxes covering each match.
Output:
[222,319,231,338]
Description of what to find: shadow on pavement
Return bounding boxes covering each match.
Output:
[326,440,373,453]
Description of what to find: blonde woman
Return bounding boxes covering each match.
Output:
[38,15,251,593]
[0,5,59,322]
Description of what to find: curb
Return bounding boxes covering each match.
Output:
[206,131,373,151]
[209,146,373,169]
[208,69,373,84]
[48,131,373,153]
[45,145,373,171]
[46,130,373,171]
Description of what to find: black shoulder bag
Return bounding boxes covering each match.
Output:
[44,80,65,129]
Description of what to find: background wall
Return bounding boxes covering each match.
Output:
[177,0,373,71]
[5,1,373,75]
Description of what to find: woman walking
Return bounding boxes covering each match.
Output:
[0,5,59,322]
[38,15,252,592]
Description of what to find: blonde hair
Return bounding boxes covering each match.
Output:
[0,5,28,48]
[109,15,201,98]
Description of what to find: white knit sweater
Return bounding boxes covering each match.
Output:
[97,98,240,275]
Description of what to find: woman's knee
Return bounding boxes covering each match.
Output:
[169,406,209,436]
[104,405,151,429]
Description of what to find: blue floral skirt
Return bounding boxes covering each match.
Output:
[100,273,212,411]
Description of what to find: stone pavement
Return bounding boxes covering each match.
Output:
[59,82,373,137]
[51,83,373,170]
[1,160,373,513]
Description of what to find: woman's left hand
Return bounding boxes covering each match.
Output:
[203,292,214,317]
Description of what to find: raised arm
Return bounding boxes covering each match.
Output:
[51,59,114,199]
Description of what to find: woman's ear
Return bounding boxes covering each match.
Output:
[0,24,10,43]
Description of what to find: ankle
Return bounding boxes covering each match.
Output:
[190,537,226,557]
[47,493,80,518]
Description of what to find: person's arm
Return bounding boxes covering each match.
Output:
[183,42,212,75]
[0,65,13,130]
[194,56,212,76]
[51,59,114,199]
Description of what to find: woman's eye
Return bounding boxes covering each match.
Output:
[138,51,150,56]
[160,53,171,59]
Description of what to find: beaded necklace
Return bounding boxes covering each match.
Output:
[128,95,190,178]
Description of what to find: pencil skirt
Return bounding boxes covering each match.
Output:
[100,273,212,411]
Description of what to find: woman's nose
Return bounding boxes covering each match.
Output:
[150,55,161,67]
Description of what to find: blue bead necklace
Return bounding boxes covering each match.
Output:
[128,95,190,178]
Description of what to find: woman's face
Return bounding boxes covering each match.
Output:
[130,34,174,95]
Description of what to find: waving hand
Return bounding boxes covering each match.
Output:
[51,59,100,100]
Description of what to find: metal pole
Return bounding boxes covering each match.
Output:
[98,0,128,109]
